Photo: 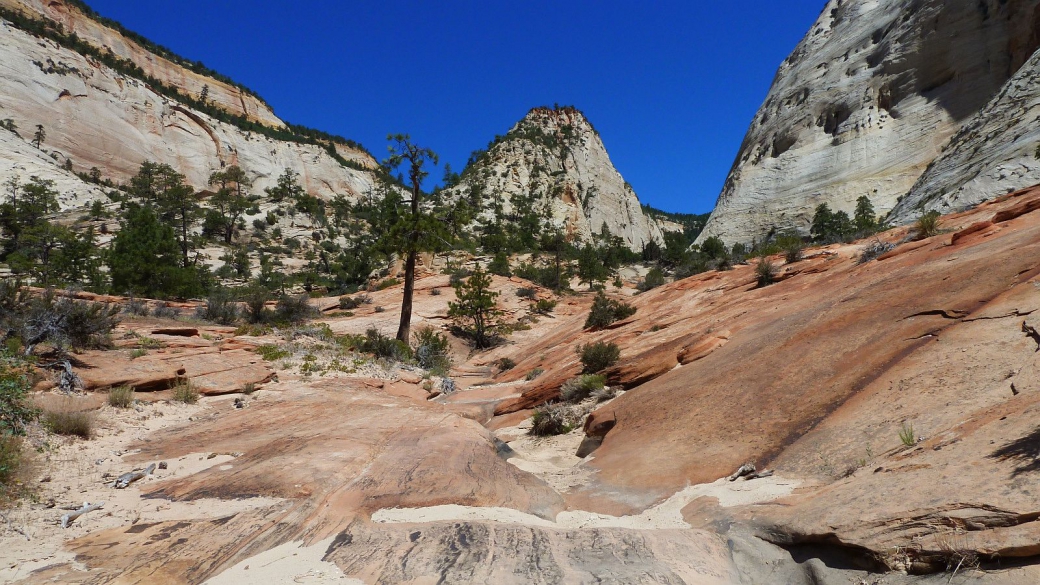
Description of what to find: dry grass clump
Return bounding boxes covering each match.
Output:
[108,385,135,408]
[172,380,199,404]
[44,409,93,439]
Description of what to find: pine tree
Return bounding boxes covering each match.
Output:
[208,166,251,244]
[448,265,502,349]
[108,203,204,299]
[854,195,878,232]
[31,125,44,149]
[382,135,446,343]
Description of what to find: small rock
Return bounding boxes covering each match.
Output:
[40,475,51,483]
[158,461,168,470]
[233,397,245,409]
[207,453,217,459]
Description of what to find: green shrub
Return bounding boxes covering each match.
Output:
[899,421,916,447]
[449,268,472,287]
[577,341,620,373]
[129,348,147,360]
[488,251,511,277]
[413,326,451,375]
[44,409,93,438]
[172,381,199,404]
[497,357,516,371]
[532,298,557,315]
[240,286,271,324]
[584,292,637,329]
[339,295,363,310]
[783,242,805,264]
[0,362,37,436]
[430,288,441,296]
[516,287,537,299]
[108,385,135,408]
[196,290,239,325]
[530,404,571,436]
[525,368,544,381]
[274,294,317,324]
[152,305,179,319]
[242,382,256,395]
[638,268,666,292]
[560,374,606,402]
[17,291,120,353]
[755,258,778,288]
[915,211,941,239]
[256,344,291,361]
[377,278,400,290]
[357,329,412,361]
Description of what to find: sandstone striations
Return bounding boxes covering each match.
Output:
[698,0,1040,245]
[890,49,1040,222]
[0,0,379,205]
[445,107,664,250]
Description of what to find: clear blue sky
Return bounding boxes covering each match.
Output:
[84,0,825,214]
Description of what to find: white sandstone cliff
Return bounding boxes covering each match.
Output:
[890,48,1040,222]
[697,0,1040,245]
[0,6,378,207]
[445,107,663,251]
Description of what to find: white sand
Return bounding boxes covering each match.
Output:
[372,475,800,530]
[204,537,362,585]
[0,400,283,583]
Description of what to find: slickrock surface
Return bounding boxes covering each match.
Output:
[698,0,1040,244]
[16,193,1040,582]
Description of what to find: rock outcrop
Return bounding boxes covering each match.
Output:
[890,49,1040,222]
[0,1,379,207]
[445,107,663,250]
[698,0,1040,245]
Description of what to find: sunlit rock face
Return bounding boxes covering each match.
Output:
[698,0,1040,245]
[0,0,379,205]
[890,49,1040,222]
[444,107,664,251]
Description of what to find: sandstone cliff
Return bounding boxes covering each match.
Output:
[0,1,379,207]
[698,0,1040,245]
[890,48,1040,222]
[445,107,664,250]
[0,0,280,127]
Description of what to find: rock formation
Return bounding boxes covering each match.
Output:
[698,0,1040,245]
[445,107,664,250]
[890,48,1040,222]
[0,0,379,206]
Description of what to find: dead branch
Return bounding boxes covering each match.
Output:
[60,501,105,528]
[728,462,756,482]
[113,463,156,489]
[746,469,775,480]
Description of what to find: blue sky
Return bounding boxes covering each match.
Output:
[84,0,825,214]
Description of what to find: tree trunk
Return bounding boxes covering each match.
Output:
[397,180,422,343]
[397,249,416,343]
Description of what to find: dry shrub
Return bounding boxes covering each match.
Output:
[108,385,135,408]
[44,409,93,439]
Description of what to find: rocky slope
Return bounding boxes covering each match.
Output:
[698,0,1040,245]
[0,0,379,205]
[890,48,1040,222]
[445,107,664,250]
[14,189,1040,582]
